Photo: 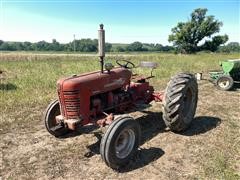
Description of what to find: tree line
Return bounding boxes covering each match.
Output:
[0,39,175,52]
[0,8,239,54]
[0,38,238,53]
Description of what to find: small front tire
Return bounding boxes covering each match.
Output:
[43,99,69,137]
[216,75,234,91]
[100,116,141,170]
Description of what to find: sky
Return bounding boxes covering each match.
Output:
[0,0,239,45]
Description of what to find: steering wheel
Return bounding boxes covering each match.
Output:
[116,59,136,69]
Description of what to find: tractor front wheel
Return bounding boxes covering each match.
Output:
[216,75,234,91]
[100,116,140,170]
[162,73,198,132]
[44,99,69,137]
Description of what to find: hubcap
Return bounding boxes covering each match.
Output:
[115,128,135,159]
[218,78,230,88]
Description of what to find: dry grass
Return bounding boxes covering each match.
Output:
[0,52,239,179]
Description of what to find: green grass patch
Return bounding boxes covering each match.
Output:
[0,52,239,125]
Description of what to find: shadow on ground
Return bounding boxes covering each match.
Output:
[119,147,165,173]
[84,111,166,157]
[181,116,221,136]
[58,112,221,172]
[233,82,240,90]
[84,111,166,172]
[59,124,99,139]
[137,111,166,145]
[0,83,17,91]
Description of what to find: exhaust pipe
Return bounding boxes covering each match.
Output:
[98,24,105,73]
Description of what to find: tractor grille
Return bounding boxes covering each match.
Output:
[63,90,80,118]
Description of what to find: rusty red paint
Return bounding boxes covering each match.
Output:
[56,67,163,130]
[96,113,114,127]
[57,67,131,124]
[152,91,164,102]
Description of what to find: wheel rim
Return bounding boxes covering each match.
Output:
[218,78,230,89]
[47,102,60,129]
[115,128,135,159]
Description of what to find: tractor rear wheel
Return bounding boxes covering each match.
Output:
[100,116,140,170]
[44,99,69,137]
[162,73,198,132]
[216,75,234,91]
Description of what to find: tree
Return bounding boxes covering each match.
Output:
[201,35,228,52]
[15,42,25,51]
[73,39,97,52]
[49,39,63,51]
[35,41,50,51]
[111,45,125,52]
[63,43,72,51]
[105,43,112,52]
[154,44,163,51]
[0,42,10,50]
[218,42,240,53]
[23,41,33,51]
[0,42,16,51]
[169,8,228,53]
[226,42,240,52]
[126,41,143,51]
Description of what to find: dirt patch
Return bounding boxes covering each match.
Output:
[1,80,240,179]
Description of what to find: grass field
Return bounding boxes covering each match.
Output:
[0,52,240,179]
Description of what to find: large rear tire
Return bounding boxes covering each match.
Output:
[162,73,198,132]
[100,116,140,170]
[44,99,69,137]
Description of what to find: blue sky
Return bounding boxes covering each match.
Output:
[0,0,239,45]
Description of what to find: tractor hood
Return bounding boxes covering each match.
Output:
[56,67,132,121]
[57,67,132,95]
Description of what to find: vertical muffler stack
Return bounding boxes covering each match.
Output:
[98,24,105,73]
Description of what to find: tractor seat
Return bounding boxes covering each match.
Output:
[132,61,158,82]
[139,61,158,69]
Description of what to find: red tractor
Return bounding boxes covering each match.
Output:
[44,24,198,170]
